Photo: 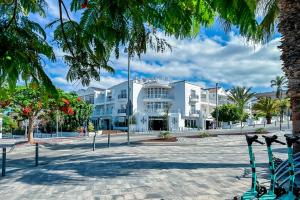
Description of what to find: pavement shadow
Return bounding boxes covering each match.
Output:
[9,152,270,185]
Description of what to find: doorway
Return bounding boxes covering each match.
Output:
[149,117,165,131]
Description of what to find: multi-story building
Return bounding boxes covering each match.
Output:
[76,78,228,131]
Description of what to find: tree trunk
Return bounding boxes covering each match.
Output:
[27,117,34,143]
[278,0,300,153]
[240,120,243,133]
[266,117,272,124]
[280,110,283,131]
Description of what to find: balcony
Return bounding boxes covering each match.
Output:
[92,110,112,116]
[118,94,127,99]
[189,95,199,102]
[143,95,173,102]
[117,108,127,114]
[189,110,200,117]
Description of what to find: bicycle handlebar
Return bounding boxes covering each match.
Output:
[284,134,300,147]
[246,135,264,145]
[274,139,286,145]
[262,135,285,146]
[254,139,264,145]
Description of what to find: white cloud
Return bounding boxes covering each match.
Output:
[46,32,283,91]
[110,33,283,88]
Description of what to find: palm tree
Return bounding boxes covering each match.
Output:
[253,97,279,124]
[271,76,288,130]
[227,86,255,131]
[271,76,287,99]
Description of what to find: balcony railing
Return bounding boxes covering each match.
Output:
[93,110,112,115]
[189,95,199,102]
[190,110,200,114]
[145,94,172,98]
[118,94,127,99]
[118,109,127,114]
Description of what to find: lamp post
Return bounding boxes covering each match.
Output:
[125,48,132,145]
[215,83,219,129]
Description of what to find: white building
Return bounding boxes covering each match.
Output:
[76,78,228,132]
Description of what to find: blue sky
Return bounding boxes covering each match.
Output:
[31,1,284,93]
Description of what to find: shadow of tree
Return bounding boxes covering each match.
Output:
[7,151,271,185]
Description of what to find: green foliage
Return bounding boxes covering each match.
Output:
[159,131,171,139]
[271,76,288,99]
[1,0,275,91]
[252,97,279,123]
[2,115,18,133]
[129,115,136,125]
[42,91,93,132]
[88,122,95,132]
[11,85,48,120]
[255,128,267,134]
[197,132,210,138]
[227,86,255,123]
[0,1,56,92]
[211,104,240,122]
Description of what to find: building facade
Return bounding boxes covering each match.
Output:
[76,78,228,132]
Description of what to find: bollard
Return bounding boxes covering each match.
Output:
[35,143,39,166]
[108,134,110,148]
[264,122,266,127]
[2,148,6,176]
[93,132,96,151]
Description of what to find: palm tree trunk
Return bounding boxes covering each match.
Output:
[266,117,272,124]
[278,0,300,153]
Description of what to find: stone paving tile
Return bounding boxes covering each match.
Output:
[0,131,292,199]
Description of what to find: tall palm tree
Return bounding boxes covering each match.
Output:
[271,76,288,130]
[253,97,279,124]
[271,76,288,99]
[227,86,255,131]
[246,0,300,152]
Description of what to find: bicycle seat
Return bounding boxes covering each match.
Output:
[284,134,300,147]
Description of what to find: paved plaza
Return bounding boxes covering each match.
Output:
[0,131,291,200]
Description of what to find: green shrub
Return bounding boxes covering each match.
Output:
[197,132,210,138]
[255,128,267,134]
[88,122,95,132]
[159,131,171,139]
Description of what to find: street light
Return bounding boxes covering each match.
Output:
[125,48,132,145]
[215,83,219,129]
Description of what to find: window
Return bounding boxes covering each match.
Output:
[191,90,196,96]
[85,94,94,104]
[191,105,196,113]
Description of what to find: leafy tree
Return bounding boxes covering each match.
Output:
[40,91,93,132]
[227,86,255,131]
[10,85,49,143]
[252,97,279,124]
[2,115,18,133]
[0,0,56,92]
[211,104,240,123]
[87,122,95,132]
